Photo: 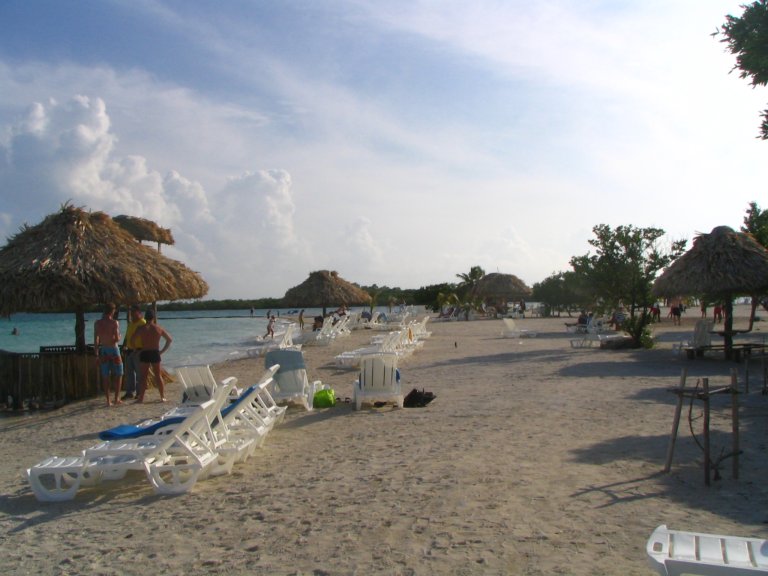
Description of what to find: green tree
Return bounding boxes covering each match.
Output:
[570,224,686,319]
[720,1,768,138]
[742,201,768,247]
[436,291,460,314]
[455,265,485,299]
[532,271,587,317]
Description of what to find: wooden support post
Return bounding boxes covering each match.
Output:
[763,352,767,395]
[731,370,740,480]
[703,377,711,487]
[664,367,688,473]
[744,353,749,394]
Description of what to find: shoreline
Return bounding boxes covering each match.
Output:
[1,309,767,574]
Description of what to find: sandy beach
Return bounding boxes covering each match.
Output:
[2,310,768,575]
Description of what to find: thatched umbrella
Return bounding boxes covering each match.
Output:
[114,215,175,250]
[0,204,209,351]
[282,270,371,315]
[472,272,532,309]
[653,225,768,356]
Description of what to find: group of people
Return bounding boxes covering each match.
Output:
[93,303,173,406]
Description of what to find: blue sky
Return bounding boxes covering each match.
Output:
[1,0,766,299]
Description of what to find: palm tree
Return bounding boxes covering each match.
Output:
[436,291,459,314]
[456,265,486,299]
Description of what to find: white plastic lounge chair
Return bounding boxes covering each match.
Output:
[264,349,321,411]
[647,524,768,575]
[674,319,715,357]
[85,380,236,479]
[353,353,403,410]
[335,330,402,367]
[501,318,537,338]
[27,397,223,502]
[175,364,223,405]
[214,370,280,462]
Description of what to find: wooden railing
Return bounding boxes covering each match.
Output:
[0,347,100,410]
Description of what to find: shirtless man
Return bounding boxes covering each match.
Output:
[94,303,123,406]
[131,308,172,403]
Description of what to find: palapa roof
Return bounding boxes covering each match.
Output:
[652,225,768,298]
[0,205,208,314]
[472,272,532,301]
[282,270,371,309]
[114,215,175,245]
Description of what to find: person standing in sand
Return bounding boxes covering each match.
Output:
[121,305,145,400]
[131,309,172,403]
[94,303,123,406]
[298,309,305,330]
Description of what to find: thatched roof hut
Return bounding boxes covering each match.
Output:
[653,225,768,355]
[0,205,208,350]
[282,270,371,315]
[472,273,531,307]
[114,215,175,248]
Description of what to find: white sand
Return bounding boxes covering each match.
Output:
[2,309,767,575]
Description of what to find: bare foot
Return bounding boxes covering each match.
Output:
[106,401,112,407]
[113,399,123,406]
[133,398,144,404]
[160,397,168,403]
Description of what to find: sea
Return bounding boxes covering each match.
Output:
[0,307,338,369]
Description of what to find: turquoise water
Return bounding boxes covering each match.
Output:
[0,308,327,368]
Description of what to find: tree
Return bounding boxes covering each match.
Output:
[455,265,486,298]
[720,1,768,138]
[570,224,686,318]
[742,201,768,247]
[531,271,587,316]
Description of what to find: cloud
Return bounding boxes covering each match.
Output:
[0,95,313,297]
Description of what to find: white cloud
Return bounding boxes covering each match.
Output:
[0,95,315,297]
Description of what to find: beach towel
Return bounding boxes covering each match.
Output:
[98,416,185,440]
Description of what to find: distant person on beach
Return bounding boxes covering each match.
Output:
[608,307,626,330]
[11,327,18,335]
[132,309,172,403]
[700,302,707,318]
[313,315,324,331]
[670,298,682,326]
[519,299,526,318]
[94,303,123,407]
[250,307,254,317]
[298,309,305,330]
[265,315,276,339]
[713,304,723,324]
[121,305,145,400]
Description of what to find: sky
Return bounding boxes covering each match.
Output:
[1,1,767,300]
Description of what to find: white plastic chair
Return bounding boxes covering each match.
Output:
[353,353,403,410]
[27,396,224,502]
[647,524,768,575]
[264,349,321,411]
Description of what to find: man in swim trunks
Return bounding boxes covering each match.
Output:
[94,303,124,406]
[131,308,173,403]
